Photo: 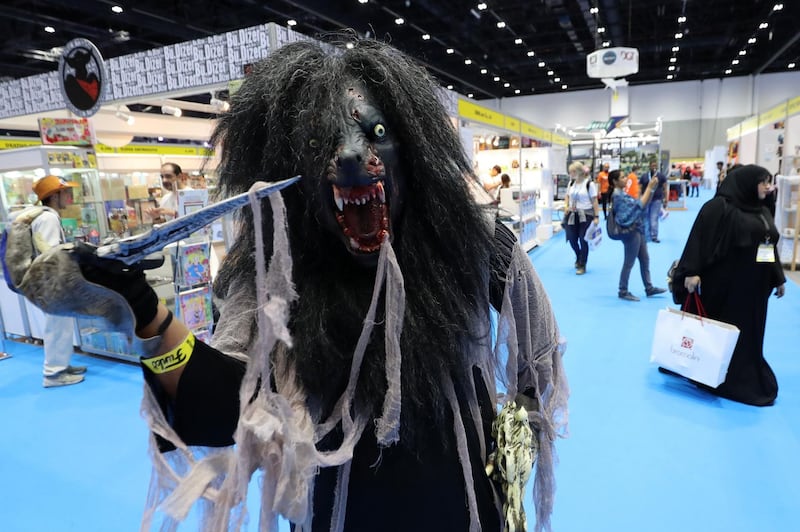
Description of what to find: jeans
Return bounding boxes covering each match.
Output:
[618,231,654,293]
[565,215,593,267]
[645,200,662,240]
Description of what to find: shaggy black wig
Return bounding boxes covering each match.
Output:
[211,38,495,446]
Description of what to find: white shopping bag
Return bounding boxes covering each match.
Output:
[649,307,740,387]
[585,223,602,250]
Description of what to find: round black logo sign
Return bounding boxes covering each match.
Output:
[602,51,617,65]
[58,39,107,117]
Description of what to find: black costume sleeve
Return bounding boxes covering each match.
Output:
[143,340,245,451]
[489,219,516,311]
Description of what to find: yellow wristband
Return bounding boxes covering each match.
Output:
[141,332,195,374]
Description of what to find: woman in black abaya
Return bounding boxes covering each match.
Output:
[673,164,786,406]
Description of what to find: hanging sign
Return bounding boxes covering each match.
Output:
[59,38,107,117]
[38,117,94,146]
[586,47,639,79]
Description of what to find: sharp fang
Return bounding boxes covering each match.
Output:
[377,182,386,203]
[349,237,360,250]
[333,187,344,211]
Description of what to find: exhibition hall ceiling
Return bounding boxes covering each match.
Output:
[0,0,798,103]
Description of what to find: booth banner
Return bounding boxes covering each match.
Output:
[107,48,167,100]
[38,117,94,146]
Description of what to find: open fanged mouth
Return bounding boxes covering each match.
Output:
[333,182,389,253]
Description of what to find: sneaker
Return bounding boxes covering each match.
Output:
[43,372,85,388]
[618,291,640,302]
[651,238,660,243]
[646,287,667,297]
[65,365,87,375]
[576,266,586,275]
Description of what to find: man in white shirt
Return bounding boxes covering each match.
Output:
[30,175,87,387]
[146,162,183,221]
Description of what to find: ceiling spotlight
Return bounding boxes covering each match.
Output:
[157,136,164,141]
[446,48,454,54]
[358,0,368,3]
[748,37,757,44]
[738,50,746,56]
[477,2,487,10]
[668,65,676,71]
[789,62,796,68]
[515,38,523,45]
[493,76,500,82]
[677,16,686,23]
[468,93,474,98]
[161,105,182,117]
[597,27,606,33]
[602,41,610,47]
[44,26,55,33]
[115,109,135,125]
[773,3,783,11]
[554,77,561,82]
[759,22,769,29]
[395,17,404,25]
[667,74,674,80]
[422,33,431,40]
[561,84,568,90]
[504,82,510,87]
[346,42,355,49]
[732,59,740,65]
[480,68,488,74]
[514,89,520,94]
[589,7,599,14]
[547,70,554,76]
[447,85,453,90]
[675,32,683,39]
[672,46,680,52]
[464,59,472,65]
[527,50,535,57]
[670,57,677,63]
[538,61,545,67]
[725,69,732,74]
[287,19,297,26]
[210,97,230,112]
[111,5,123,13]
[497,21,506,29]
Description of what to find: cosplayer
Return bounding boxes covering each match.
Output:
[6,39,568,531]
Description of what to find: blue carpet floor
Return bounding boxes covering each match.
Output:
[1,185,798,531]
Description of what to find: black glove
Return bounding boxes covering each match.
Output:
[71,242,162,332]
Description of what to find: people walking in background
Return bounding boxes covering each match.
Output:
[609,170,667,301]
[596,162,610,218]
[564,161,600,275]
[30,176,87,387]
[716,161,727,192]
[671,165,785,406]
[638,161,668,242]
[688,167,701,197]
[625,165,640,198]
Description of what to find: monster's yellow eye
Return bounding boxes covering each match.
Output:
[373,124,386,138]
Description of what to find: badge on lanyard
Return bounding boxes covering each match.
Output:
[756,243,775,263]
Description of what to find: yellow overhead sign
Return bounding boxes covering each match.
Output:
[0,139,42,150]
[788,95,800,117]
[458,99,505,129]
[95,144,213,156]
[521,122,550,142]
[740,116,759,135]
[726,124,741,142]
[551,133,570,146]
[504,117,520,132]
[758,103,786,128]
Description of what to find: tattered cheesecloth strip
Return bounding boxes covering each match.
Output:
[139,184,568,532]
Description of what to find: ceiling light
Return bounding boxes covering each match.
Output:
[590,7,599,14]
[395,18,404,25]
[111,5,123,13]
[422,34,431,40]
[672,46,680,52]
[115,109,135,125]
[527,51,535,57]
[675,32,683,39]
[515,38,523,45]
[468,93,474,98]
[44,26,55,33]
[670,57,677,63]
[748,37,757,44]
[725,69,732,74]
[447,85,453,90]
[480,68,488,74]
[503,82,510,87]
[554,77,560,82]
[732,59,740,65]
[346,42,354,49]
[514,89,520,94]
[739,50,746,56]
[789,62,796,69]
[668,66,676,71]
[464,58,472,65]
[157,136,164,141]
[773,3,783,11]
[667,74,674,80]
[561,84,568,90]
[538,61,545,67]
[446,48,454,54]
[547,70,554,75]
[477,3,487,10]
[287,19,297,26]
[497,21,506,29]
[494,76,500,81]
[358,0,368,3]
[602,41,610,47]
[677,16,686,23]
[210,97,230,112]
[759,22,769,29]
[598,27,607,34]
[161,105,182,117]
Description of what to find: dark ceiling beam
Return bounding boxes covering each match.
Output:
[0,4,110,39]
[754,31,800,75]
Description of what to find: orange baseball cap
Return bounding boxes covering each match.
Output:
[33,175,78,201]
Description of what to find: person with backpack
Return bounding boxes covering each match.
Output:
[609,170,667,301]
[563,161,600,275]
[30,175,87,387]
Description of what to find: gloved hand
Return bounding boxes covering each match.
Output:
[71,241,162,332]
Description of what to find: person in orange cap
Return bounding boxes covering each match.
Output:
[30,175,87,387]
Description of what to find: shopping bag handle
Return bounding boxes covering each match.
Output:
[682,292,707,318]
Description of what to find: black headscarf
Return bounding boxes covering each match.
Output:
[716,164,772,214]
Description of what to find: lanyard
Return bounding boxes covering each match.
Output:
[758,213,771,243]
